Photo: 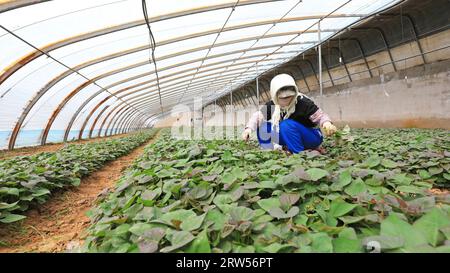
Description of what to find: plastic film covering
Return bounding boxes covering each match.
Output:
[0,0,401,149]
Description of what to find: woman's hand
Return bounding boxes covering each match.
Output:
[322,121,337,136]
[242,128,252,141]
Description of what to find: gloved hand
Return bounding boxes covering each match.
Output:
[322,121,337,136]
[273,143,283,151]
[242,128,252,141]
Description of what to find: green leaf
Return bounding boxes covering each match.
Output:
[381,159,398,169]
[428,167,443,175]
[0,213,26,223]
[331,169,352,191]
[231,167,248,181]
[232,245,255,253]
[280,193,300,208]
[418,170,431,179]
[261,243,291,253]
[364,156,381,168]
[333,237,362,253]
[31,188,51,197]
[380,214,428,249]
[396,185,425,195]
[230,206,254,222]
[268,207,299,219]
[306,168,329,182]
[362,235,404,251]
[71,177,81,186]
[392,173,413,185]
[338,215,366,224]
[129,223,155,236]
[160,231,195,253]
[221,173,237,185]
[344,178,367,196]
[180,213,206,231]
[221,150,237,162]
[413,208,450,247]
[310,233,333,253]
[186,230,211,253]
[0,201,19,210]
[0,187,20,196]
[161,209,196,224]
[205,209,227,231]
[339,228,358,240]
[257,198,281,212]
[329,199,357,218]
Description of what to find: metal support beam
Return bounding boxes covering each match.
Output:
[353,27,397,72]
[379,13,426,64]
[331,47,352,82]
[318,21,323,100]
[294,63,311,92]
[337,38,373,78]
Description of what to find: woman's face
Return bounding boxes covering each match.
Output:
[278,95,295,107]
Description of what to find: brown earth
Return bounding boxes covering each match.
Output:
[0,131,160,253]
[0,133,130,160]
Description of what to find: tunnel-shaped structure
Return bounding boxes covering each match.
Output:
[0,0,448,150]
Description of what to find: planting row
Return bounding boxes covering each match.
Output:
[0,130,159,224]
[82,128,450,253]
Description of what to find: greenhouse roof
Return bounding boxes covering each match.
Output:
[0,0,401,149]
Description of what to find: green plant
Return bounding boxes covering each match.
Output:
[82,128,449,253]
[0,130,158,223]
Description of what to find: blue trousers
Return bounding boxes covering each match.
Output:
[256,119,323,154]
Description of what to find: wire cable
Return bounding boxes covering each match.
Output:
[142,0,164,114]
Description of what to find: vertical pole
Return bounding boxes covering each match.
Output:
[214,93,217,127]
[230,88,233,107]
[256,63,260,106]
[230,87,233,128]
[318,20,323,106]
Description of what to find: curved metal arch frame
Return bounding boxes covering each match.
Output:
[114,107,139,136]
[54,54,294,141]
[76,64,269,140]
[7,1,290,149]
[98,76,256,138]
[379,13,426,64]
[0,0,50,13]
[335,38,373,78]
[0,0,277,85]
[63,49,298,141]
[116,72,260,110]
[124,113,145,134]
[329,46,352,82]
[15,29,328,148]
[6,15,357,146]
[292,63,311,92]
[299,59,320,88]
[6,22,341,148]
[352,27,397,72]
[81,76,253,140]
[2,2,371,149]
[111,75,257,123]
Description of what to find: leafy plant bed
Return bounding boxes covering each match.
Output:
[82,128,449,253]
[0,130,159,224]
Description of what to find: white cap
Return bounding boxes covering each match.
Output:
[270,74,299,101]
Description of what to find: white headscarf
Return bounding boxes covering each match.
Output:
[269,74,303,127]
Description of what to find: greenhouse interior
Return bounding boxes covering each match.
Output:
[0,0,449,255]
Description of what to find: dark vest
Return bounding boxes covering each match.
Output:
[260,96,319,128]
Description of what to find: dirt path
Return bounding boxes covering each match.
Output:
[0,131,160,253]
[0,133,129,160]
